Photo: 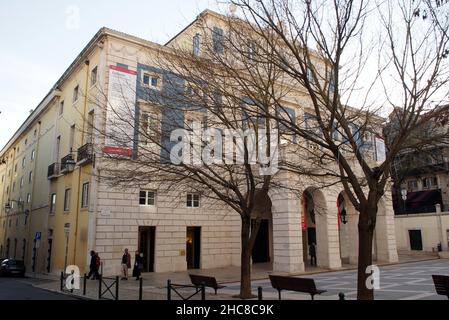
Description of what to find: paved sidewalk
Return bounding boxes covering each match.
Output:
[28,253,440,300]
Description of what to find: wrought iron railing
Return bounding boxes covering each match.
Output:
[77,143,93,164]
[47,163,60,178]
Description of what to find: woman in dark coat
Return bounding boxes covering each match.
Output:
[132,251,143,280]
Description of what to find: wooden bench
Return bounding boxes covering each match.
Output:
[189,274,226,295]
[269,275,326,300]
[432,275,449,299]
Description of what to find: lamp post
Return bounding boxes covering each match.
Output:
[401,189,408,213]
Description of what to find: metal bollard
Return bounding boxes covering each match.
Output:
[258,286,263,300]
[338,292,345,300]
[139,277,143,300]
[201,282,206,300]
[98,275,102,299]
[167,279,171,300]
[83,273,87,295]
[115,276,119,300]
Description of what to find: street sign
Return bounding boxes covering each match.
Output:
[35,232,41,240]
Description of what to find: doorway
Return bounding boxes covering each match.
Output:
[409,230,423,251]
[138,226,155,272]
[252,219,270,263]
[186,227,201,269]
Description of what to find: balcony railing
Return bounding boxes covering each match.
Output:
[77,143,93,164]
[47,163,60,179]
[60,154,75,172]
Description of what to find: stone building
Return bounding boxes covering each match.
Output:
[0,10,398,276]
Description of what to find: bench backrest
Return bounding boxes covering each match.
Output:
[189,274,218,287]
[269,275,317,292]
[432,275,449,296]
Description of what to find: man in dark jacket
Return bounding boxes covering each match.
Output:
[87,250,99,279]
[121,248,131,280]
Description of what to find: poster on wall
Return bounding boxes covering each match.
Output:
[102,65,137,157]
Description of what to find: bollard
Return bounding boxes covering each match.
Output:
[115,276,119,300]
[98,275,102,300]
[60,271,64,291]
[258,286,263,300]
[201,282,206,300]
[139,277,143,300]
[83,273,87,295]
[338,292,345,300]
[167,279,171,300]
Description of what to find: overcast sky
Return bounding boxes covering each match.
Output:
[0,0,222,149]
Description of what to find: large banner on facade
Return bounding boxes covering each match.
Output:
[102,65,137,157]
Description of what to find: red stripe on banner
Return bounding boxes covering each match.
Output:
[109,65,137,75]
[102,146,133,157]
[301,196,307,231]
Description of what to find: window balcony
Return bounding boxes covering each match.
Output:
[47,163,60,179]
[77,143,93,165]
[60,154,76,173]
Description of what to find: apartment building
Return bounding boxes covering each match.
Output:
[0,10,398,276]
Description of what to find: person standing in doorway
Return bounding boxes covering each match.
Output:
[121,248,131,280]
[133,251,143,280]
[309,242,317,266]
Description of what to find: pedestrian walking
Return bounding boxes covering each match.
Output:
[121,248,131,280]
[132,251,143,280]
[87,250,100,280]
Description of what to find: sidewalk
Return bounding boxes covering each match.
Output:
[29,253,440,300]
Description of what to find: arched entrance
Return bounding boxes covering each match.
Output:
[251,190,273,264]
[301,189,317,266]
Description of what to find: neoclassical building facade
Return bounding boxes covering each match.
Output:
[0,9,398,276]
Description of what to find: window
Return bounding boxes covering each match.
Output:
[22,157,26,168]
[90,66,97,86]
[14,163,17,172]
[141,112,159,144]
[27,193,31,204]
[193,33,200,56]
[423,177,438,189]
[81,182,89,208]
[69,125,75,151]
[20,177,24,188]
[1,175,3,182]
[139,190,156,206]
[31,149,35,161]
[50,193,56,214]
[407,180,418,191]
[142,73,161,89]
[73,85,79,103]
[64,188,71,211]
[34,129,37,137]
[28,171,32,183]
[59,100,64,116]
[24,139,27,145]
[212,27,224,54]
[186,193,200,208]
[12,182,15,192]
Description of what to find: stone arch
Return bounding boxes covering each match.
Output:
[301,187,330,268]
[337,191,359,265]
[251,190,273,264]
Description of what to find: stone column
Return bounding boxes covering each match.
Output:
[375,196,398,263]
[314,195,342,269]
[271,186,305,273]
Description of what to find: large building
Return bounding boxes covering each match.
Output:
[0,10,398,276]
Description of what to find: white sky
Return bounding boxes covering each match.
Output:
[0,0,221,149]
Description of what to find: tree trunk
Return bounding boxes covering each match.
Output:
[239,217,253,299]
[356,206,376,300]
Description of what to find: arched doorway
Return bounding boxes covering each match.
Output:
[251,190,273,264]
[301,189,317,266]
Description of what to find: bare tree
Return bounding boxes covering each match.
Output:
[219,0,449,299]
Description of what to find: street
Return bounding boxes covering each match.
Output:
[0,276,78,300]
